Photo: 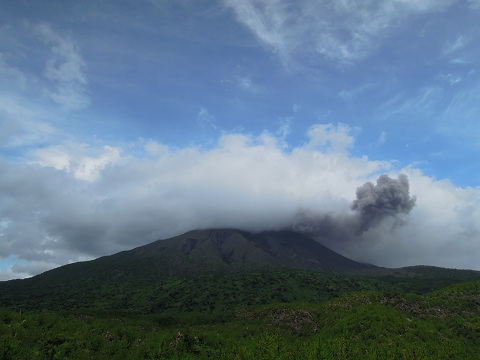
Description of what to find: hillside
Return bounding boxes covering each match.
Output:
[126,228,377,275]
[2,281,480,359]
[4,229,374,284]
[2,228,480,358]
[1,229,480,313]
[0,228,377,312]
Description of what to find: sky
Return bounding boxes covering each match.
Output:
[1,0,480,280]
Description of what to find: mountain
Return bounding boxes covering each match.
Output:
[2,229,480,358]
[13,228,376,283]
[0,229,373,311]
[131,228,376,275]
[1,229,480,313]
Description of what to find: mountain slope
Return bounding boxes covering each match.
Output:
[0,229,376,311]
[132,228,376,275]
[23,228,376,284]
[1,229,480,313]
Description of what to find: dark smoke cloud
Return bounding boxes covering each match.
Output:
[293,174,416,247]
[351,174,416,233]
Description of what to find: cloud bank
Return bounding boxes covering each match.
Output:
[1,123,480,280]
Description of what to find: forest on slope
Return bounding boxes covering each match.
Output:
[2,280,480,359]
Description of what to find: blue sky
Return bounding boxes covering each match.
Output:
[1,0,480,279]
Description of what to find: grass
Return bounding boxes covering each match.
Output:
[1,281,480,359]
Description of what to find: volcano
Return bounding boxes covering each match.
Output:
[2,229,479,312]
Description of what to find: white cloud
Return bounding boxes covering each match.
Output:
[0,117,20,147]
[442,35,474,65]
[0,22,88,111]
[35,23,89,110]
[144,140,170,156]
[443,35,469,56]
[276,117,293,143]
[468,0,480,9]
[11,260,61,278]
[0,55,29,92]
[344,169,480,269]
[33,143,122,182]
[235,75,262,93]
[197,107,217,130]
[223,0,293,59]
[339,83,377,102]
[1,0,479,282]
[221,73,263,94]
[0,95,58,148]
[2,122,480,279]
[444,74,462,86]
[378,131,386,146]
[306,123,354,153]
[0,22,90,152]
[0,268,30,281]
[440,83,480,145]
[0,123,385,277]
[378,86,444,119]
[224,0,454,65]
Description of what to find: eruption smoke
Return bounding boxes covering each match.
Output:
[351,174,416,233]
[293,174,416,245]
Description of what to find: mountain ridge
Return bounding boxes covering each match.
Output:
[0,228,374,287]
[2,228,480,313]
[127,228,377,276]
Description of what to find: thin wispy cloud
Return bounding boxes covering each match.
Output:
[35,23,89,110]
[468,0,480,9]
[197,107,217,130]
[0,22,89,153]
[235,75,262,93]
[377,131,387,146]
[443,35,469,56]
[224,0,454,66]
[0,96,58,149]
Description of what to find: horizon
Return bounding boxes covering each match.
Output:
[1,0,480,280]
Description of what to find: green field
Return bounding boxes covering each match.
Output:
[2,277,480,359]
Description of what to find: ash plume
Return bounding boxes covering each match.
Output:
[293,174,416,244]
[351,174,416,234]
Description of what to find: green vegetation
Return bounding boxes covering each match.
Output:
[0,269,401,313]
[2,281,480,359]
[1,230,480,358]
[3,266,479,314]
[369,265,480,293]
